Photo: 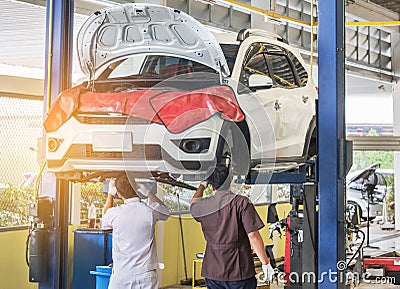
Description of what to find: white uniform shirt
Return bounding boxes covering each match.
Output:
[102,197,169,280]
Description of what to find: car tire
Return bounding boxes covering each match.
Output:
[307,129,317,159]
[216,121,250,176]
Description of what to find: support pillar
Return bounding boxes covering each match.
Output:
[391,32,400,231]
[40,1,74,289]
[394,82,400,230]
[318,1,347,289]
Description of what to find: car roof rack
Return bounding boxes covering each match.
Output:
[236,28,288,44]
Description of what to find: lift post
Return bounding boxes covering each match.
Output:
[40,1,74,288]
[318,0,348,288]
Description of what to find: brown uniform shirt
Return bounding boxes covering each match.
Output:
[190,190,264,281]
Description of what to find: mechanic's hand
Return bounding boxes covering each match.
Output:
[262,263,275,283]
[108,178,117,197]
[136,183,151,199]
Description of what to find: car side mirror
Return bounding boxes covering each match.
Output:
[248,74,273,90]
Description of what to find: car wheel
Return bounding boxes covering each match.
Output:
[302,119,317,161]
[308,130,317,159]
[216,121,250,176]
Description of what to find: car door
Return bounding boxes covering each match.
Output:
[264,45,311,158]
[235,42,279,161]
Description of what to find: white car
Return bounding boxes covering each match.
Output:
[347,163,392,221]
[44,3,318,182]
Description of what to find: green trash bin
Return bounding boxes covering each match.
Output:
[90,266,112,289]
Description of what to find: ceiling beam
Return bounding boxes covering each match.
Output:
[347,136,400,151]
[0,75,43,98]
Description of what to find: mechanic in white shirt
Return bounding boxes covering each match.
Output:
[102,174,170,289]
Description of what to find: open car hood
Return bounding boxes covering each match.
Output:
[347,163,380,184]
[77,3,229,77]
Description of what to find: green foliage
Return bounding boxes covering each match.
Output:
[160,177,247,213]
[80,182,107,221]
[80,182,122,221]
[350,129,394,172]
[385,174,395,221]
[0,185,34,227]
[351,151,394,172]
[161,183,194,213]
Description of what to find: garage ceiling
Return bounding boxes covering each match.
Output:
[0,0,398,83]
[369,1,400,15]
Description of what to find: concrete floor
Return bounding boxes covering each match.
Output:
[164,281,397,288]
[361,220,400,255]
[164,222,400,288]
[164,277,398,288]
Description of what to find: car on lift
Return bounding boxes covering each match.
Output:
[347,163,392,221]
[44,3,318,182]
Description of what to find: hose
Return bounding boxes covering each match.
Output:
[25,228,33,267]
[347,228,365,267]
[177,193,190,282]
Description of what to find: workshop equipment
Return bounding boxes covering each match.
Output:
[364,251,400,284]
[72,228,113,289]
[267,185,318,289]
[27,196,54,282]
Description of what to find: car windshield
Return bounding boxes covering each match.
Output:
[98,54,217,80]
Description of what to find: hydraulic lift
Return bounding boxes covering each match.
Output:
[31,0,348,288]
[243,162,318,289]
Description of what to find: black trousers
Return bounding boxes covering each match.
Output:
[205,277,257,289]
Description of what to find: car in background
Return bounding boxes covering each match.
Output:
[44,3,318,182]
[347,163,393,221]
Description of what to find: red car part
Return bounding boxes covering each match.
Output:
[364,256,400,272]
[44,84,244,134]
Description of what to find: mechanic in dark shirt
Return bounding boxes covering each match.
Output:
[190,164,274,289]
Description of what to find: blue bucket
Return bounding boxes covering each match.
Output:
[90,266,112,289]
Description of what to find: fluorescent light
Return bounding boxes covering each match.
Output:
[264,16,282,25]
[195,0,217,5]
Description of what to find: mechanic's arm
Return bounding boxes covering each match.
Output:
[190,182,207,205]
[149,192,170,221]
[248,230,269,265]
[103,193,114,215]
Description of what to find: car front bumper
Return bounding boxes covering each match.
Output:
[46,114,224,180]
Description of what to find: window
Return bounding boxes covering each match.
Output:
[108,55,145,78]
[220,44,240,74]
[268,54,297,88]
[263,43,285,54]
[288,51,309,87]
[141,55,196,76]
[0,97,43,228]
[104,55,216,79]
[240,43,270,87]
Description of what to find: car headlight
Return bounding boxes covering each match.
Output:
[172,138,211,154]
[47,138,64,152]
